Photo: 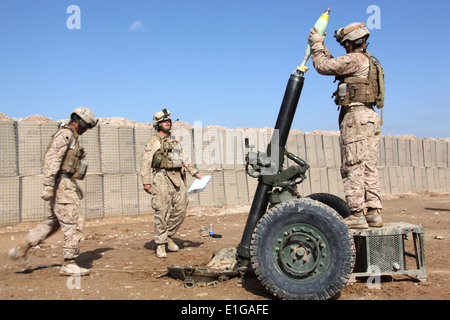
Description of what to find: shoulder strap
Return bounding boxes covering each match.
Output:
[368,53,385,125]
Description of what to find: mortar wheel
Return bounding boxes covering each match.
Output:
[306,193,350,219]
[251,198,355,300]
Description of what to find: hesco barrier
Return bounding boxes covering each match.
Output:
[0,120,449,226]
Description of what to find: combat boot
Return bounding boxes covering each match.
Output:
[156,244,167,258]
[366,208,383,228]
[59,259,90,276]
[8,241,32,270]
[344,210,368,229]
[167,237,179,252]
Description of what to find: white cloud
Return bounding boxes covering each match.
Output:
[129,20,146,31]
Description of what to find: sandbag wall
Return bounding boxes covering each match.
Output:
[1,120,449,226]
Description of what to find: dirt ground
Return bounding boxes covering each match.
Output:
[1,191,449,301]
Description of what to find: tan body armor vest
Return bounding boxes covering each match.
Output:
[47,126,87,180]
[152,135,183,170]
[334,53,384,109]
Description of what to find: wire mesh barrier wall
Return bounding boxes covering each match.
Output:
[1,120,449,226]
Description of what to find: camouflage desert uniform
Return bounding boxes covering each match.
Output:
[25,126,85,260]
[140,131,199,244]
[311,41,382,214]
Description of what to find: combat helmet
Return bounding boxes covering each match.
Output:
[71,107,98,130]
[334,22,370,46]
[153,108,172,131]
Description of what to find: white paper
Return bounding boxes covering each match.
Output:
[188,175,211,194]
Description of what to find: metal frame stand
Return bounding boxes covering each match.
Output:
[348,222,426,283]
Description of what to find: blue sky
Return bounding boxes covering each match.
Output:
[0,0,449,139]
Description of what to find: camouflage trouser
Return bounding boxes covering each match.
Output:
[25,177,84,260]
[151,171,188,244]
[340,108,382,214]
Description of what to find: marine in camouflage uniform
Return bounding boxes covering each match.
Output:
[140,109,202,258]
[8,107,98,275]
[309,22,383,229]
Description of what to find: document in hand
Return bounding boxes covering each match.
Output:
[187,175,211,194]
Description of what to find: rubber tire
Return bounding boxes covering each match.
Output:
[306,193,350,219]
[251,198,355,300]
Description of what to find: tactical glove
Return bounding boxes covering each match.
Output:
[308,27,325,44]
[41,186,54,201]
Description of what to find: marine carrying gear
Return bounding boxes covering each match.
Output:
[62,141,87,179]
[59,130,87,180]
[152,135,183,169]
[46,126,88,180]
[333,52,385,110]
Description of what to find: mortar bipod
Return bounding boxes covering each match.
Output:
[166,264,243,288]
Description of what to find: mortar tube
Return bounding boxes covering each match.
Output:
[236,70,305,262]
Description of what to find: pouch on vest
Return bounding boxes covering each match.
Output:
[72,161,88,180]
[152,151,169,168]
[335,83,348,104]
[155,155,162,168]
[71,147,87,180]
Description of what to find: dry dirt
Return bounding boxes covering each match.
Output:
[1,192,449,301]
